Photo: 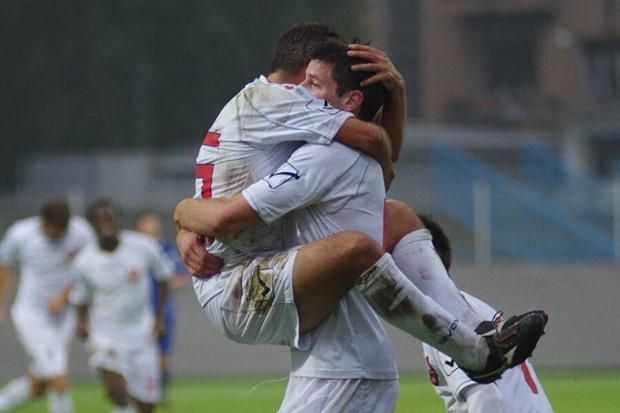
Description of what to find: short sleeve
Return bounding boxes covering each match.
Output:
[243,142,361,224]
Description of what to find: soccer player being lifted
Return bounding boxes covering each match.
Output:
[175,23,548,410]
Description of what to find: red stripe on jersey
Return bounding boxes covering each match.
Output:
[520,362,539,394]
[203,131,221,147]
[195,164,214,199]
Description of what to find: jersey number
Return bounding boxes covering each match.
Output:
[195,132,221,199]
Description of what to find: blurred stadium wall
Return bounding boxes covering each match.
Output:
[1,262,618,380]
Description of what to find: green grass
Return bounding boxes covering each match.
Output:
[6,370,620,412]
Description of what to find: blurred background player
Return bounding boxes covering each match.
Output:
[0,199,95,413]
[419,214,554,413]
[70,199,174,413]
[134,210,189,402]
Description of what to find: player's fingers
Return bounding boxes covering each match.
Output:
[349,53,389,69]
[348,49,388,66]
[189,246,223,278]
[350,59,398,81]
[182,245,206,275]
[359,72,398,90]
[348,43,388,58]
[360,72,385,85]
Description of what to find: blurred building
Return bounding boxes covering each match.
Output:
[409,0,620,175]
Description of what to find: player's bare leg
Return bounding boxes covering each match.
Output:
[99,369,134,413]
[292,231,490,371]
[134,399,155,413]
[47,374,73,413]
[292,231,381,333]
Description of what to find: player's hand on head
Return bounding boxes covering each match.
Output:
[348,43,405,93]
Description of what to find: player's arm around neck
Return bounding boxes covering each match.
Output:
[174,195,261,237]
[377,82,406,162]
[335,118,392,164]
[335,119,394,189]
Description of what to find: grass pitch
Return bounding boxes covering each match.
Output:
[6,369,619,412]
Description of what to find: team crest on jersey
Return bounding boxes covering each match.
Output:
[305,99,342,115]
[125,269,140,283]
[264,162,300,188]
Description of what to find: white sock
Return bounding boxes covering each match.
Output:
[392,229,482,328]
[0,376,32,411]
[356,253,488,370]
[48,389,74,413]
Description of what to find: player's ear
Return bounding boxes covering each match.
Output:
[342,90,364,114]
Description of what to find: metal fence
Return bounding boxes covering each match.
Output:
[433,142,617,263]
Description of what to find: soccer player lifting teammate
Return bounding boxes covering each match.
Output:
[176,22,548,410]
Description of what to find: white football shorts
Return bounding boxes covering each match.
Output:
[87,335,161,404]
[203,247,309,350]
[278,377,399,413]
[11,306,76,379]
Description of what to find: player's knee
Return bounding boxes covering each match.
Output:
[107,387,129,406]
[29,378,46,397]
[136,400,155,413]
[100,370,130,405]
[48,374,70,393]
[341,231,383,264]
[384,199,425,252]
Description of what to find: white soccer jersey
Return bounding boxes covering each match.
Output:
[70,231,173,343]
[243,141,397,380]
[192,75,352,306]
[423,292,554,413]
[0,215,95,316]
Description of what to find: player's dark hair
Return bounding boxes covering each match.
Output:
[86,198,118,225]
[419,214,452,271]
[40,200,71,229]
[269,21,345,75]
[310,41,387,122]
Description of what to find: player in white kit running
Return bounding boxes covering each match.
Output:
[0,200,95,413]
[70,200,174,413]
[419,214,554,413]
